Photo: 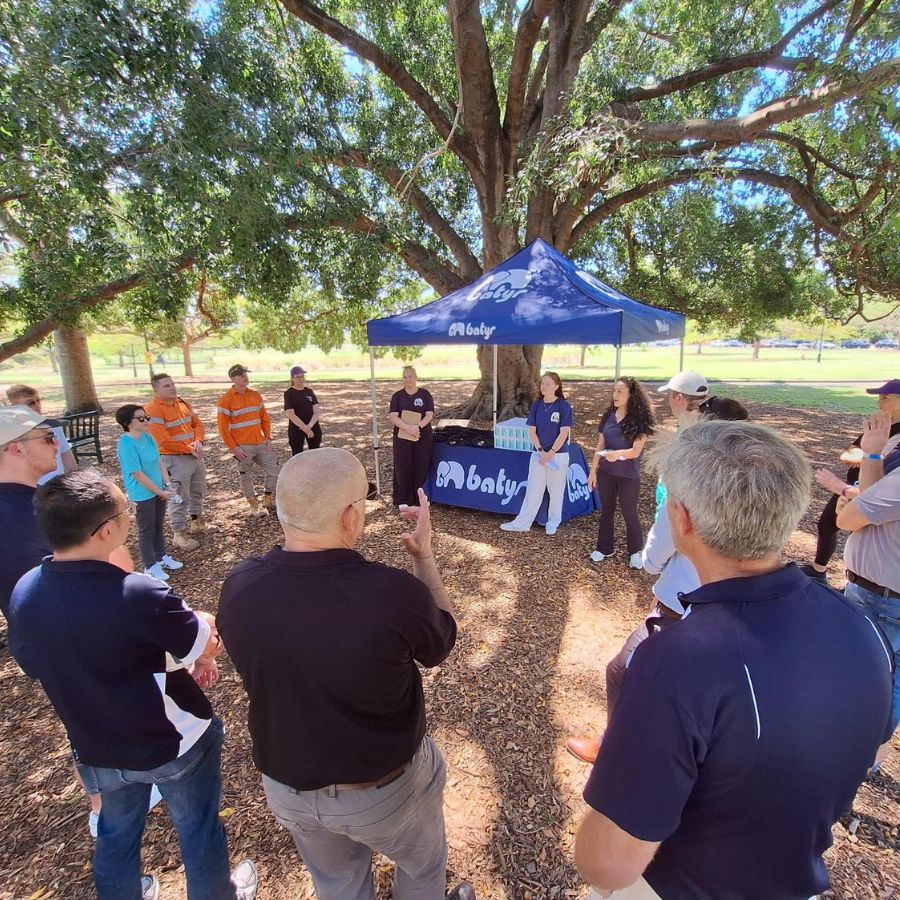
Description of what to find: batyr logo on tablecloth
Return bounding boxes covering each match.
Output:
[566,463,591,503]
[434,459,526,506]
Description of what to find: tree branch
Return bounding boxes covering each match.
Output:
[624,0,841,102]
[616,58,899,144]
[0,253,197,363]
[278,0,465,156]
[327,149,482,279]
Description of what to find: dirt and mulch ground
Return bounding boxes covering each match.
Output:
[0,380,897,900]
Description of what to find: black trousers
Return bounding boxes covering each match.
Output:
[392,431,434,507]
[814,492,840,567]
[288,424,322,456]
[595,473,643,555]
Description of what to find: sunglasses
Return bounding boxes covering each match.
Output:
[132,415,149,423]
[17,432,57,446]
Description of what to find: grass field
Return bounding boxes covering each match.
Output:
[2,342,897,415]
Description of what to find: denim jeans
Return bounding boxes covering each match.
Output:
[262,737,447,900]
[845,581,900,733]
[76,717,235,900]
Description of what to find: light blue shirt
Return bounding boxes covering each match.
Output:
[117,432,164,502]
[37,427,72,485]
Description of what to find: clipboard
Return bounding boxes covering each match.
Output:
[399,410,422,441]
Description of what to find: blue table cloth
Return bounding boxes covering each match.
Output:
[423,443,599,524]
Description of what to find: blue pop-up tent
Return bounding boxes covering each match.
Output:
[365,238,685,492]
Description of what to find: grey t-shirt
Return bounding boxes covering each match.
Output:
[844,468,900,593]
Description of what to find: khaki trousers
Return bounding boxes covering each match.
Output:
[235,443,279,499]
[161,453,207,531]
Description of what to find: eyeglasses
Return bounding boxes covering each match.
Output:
[25,398,41,408]
[17,432,57,446]
[346,493,368,510]
[89,506,132,536]
[132,415,149,423]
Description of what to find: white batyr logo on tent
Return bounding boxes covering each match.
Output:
[434,460,526,506]
[655,319,670,334]
[567,462,592,503]
[468,268,533,304]
[447,322,496,340]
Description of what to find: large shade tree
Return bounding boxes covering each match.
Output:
[1,0,898,415]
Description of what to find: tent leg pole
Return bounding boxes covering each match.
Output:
[492,344,498,429]
[369,348,381,496]
[679,337,685,371]
[614,344,622,380]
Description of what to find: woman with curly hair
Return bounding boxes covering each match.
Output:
[587,377,655,567]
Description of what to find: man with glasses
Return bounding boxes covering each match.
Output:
[5,384,76,484]
[8,469,258,900]
[218,449,472,900]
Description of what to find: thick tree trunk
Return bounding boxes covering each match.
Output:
[445,345,543,423]
[49,338,59,373]
[695,341,703,354]
[55,326,101,413]
[182,339,194,377]
[751,340,761,360]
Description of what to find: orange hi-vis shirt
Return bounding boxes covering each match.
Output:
[217,387,271,450]
[144,396,206,455]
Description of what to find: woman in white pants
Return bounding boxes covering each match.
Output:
[501,372,573,535]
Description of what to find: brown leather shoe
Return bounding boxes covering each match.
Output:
[566,734,601,764]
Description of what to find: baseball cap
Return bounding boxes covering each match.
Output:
[290,366,307,377]
[865,379,900,395]
[0,405,64,445]
[657,371,709,396]
[228,364,250,378]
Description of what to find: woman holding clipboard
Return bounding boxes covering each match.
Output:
[389,366,435,507]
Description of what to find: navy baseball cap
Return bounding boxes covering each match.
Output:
[866,379,900,395]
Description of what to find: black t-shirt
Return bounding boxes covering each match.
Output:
[217,547,457,791]
[583,565,893,899]
[390,388,434,439]
[283,386,320,428]
[0,483,50,619]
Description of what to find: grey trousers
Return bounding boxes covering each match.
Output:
[161,454,207,531]
[262,737,448,900]
[135,496,167,569]
[235,443,279,499]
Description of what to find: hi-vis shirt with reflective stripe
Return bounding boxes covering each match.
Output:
[143,397,206,455]
[216,387,271,450]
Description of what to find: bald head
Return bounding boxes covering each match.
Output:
[276,448,369,536]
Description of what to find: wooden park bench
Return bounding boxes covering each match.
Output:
[62,410,103,463]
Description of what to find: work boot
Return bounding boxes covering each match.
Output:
[172,531,200,551]
[189,515,207,534]
[261,492,276,511]
[247,497,267,517]
[566,734,602,764]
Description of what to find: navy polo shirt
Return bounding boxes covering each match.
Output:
[0,483,50,619]
[584,564,893,899]
[10,561,212,771]
[526,397,573,451]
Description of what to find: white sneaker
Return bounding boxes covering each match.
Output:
[500,521,530,532]
[629,552,644,569]
[232,859,259,900]
[589,551,607,563]
[160,554,183,571]
[545,522,559,536]
[144,563,170,581]
[141,875,160,900]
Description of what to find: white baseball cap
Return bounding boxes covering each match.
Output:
[657,371,709,397]
[0,405,64,445]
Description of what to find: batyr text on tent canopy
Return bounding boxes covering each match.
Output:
[366,238,685,347]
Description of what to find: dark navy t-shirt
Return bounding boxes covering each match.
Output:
[0,483,49,619]
[583,565,893,899]
[10,561,212,770]
[597,412,641,479]
[526,397,573,451]
[389,389,435,439]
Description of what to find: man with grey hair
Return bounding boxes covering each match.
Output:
[574,421,893,900]
[217,448,472,900]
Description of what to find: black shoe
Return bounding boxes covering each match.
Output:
[800,564,828,584]
[447,882,476,900]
